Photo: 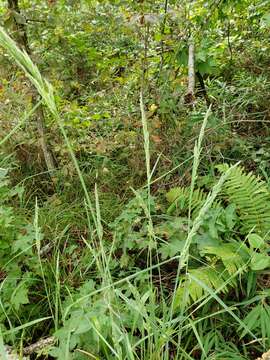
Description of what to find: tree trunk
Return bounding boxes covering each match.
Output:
[7,0,30,52]
[7,0,56,176]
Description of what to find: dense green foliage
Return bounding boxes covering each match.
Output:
[0,0,270,359]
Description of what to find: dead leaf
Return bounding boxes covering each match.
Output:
[151,135,162,144]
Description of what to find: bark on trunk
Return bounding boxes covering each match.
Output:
[7,0,56,176]
[36,105,56,174]
[7,0,30,53]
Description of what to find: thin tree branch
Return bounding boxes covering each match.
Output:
[7,0,56,177]
[184,38,195,105]
[23,336,55,355]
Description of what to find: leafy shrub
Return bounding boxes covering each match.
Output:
[0,165,44,340]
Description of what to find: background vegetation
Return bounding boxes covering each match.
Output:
[0,0,270,359]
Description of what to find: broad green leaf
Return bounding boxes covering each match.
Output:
[159,238,185,260]
[225,204,237,230]
[195,233,221,252]
[248,234,265,250]
[261,13,270,27]
[166,187,182,203]
[13,11,26,25]
[250,253,270,271]
[11,282,29,310]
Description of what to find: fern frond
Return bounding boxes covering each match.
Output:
[203,243,250,275]
[175,266,229,306]
[217,164,270,235]
[175,243,250,306]
[166,187,221,217]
